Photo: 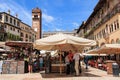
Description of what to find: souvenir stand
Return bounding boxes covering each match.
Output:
[2,41,33,74]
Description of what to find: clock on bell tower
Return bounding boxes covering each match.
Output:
[32,7,42,39]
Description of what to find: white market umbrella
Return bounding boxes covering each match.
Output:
[85,48,107,56]
[34,33,96,52]
[0,48,6,52]
[0,48,10,52]
[82,53,107,56]
[86,48,99,54]
[98,44,120,54]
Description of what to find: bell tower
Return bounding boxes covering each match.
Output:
[32,7,42,39]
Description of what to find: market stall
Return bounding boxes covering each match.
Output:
[87,44,120,74]
[34,33,96,74]
[1,41,33,74]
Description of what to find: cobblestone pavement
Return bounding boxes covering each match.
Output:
[0,66,120,80]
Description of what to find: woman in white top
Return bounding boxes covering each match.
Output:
[0,60,3,74]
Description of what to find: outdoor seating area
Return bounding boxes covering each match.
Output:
[88,59,107,71]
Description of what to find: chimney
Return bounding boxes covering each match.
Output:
[15,14,18,18]
[8,9,10,14]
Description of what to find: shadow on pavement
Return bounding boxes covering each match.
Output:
[40,70,101,78]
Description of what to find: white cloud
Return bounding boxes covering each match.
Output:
[42,10,64,31]
[0,0,65,31]
[0,0,31,26]
[72,22,79,28]
[55,28,63,31]
[42,13,54,23]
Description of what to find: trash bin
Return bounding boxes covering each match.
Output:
[106,60,115,74]
[112,63,119,76]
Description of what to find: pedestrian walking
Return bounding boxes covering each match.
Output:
[65,52,70,75]
[28,55,33,73]
[73,50,80,76]
[84,56,89,69]
[68,50,74,74]
[39,56,43,71]
[0,60,3,74]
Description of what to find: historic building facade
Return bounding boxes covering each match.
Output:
[76,0,120,63]
[0,10,36,42]
[32,7,42,39]
[77,0,120,47]
[43,30,77,38]
[0,22,6,41]
[20,22,36,42]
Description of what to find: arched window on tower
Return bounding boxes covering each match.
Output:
[34,15,38,18]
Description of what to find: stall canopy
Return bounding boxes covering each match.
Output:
[82,53,107,56]
[5,41,33,48]
[87,44,120,54]
[0,42,5,48]
[97,44,120,54]
[86,48,99,54]
[0,48,7,52]
[34,33,96,52]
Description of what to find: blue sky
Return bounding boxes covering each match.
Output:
[0,0,99,32]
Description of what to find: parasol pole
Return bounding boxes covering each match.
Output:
[58,44,62,75]
[59,50,62,74]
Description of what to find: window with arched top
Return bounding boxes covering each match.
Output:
[117,20,119,29]
[116,38,120,43]
[114,21,117,30]
[6,16,8,22]
[111,39,115,44]
[100,42,105,46]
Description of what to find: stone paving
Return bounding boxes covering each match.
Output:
[0,66,120,80]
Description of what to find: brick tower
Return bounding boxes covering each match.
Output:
[32,7,42,39]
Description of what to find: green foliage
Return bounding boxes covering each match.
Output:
[6,32,21,41]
